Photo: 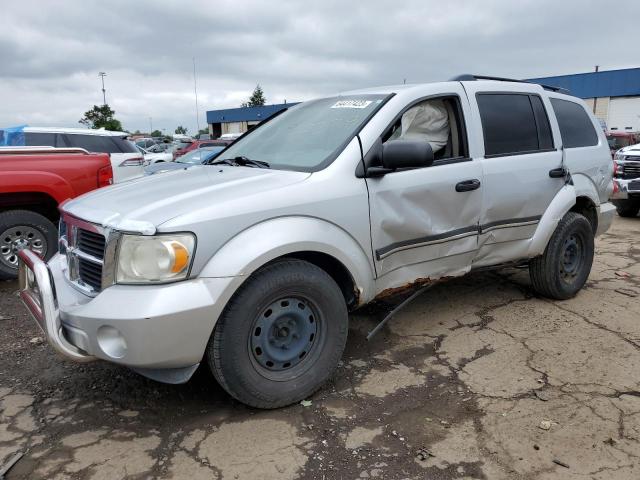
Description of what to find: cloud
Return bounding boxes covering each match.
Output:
[0,0,638,133]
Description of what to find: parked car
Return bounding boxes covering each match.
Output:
[173,140,230,160]
[18,77,614,408]
[135,138,157,149]
[144,146,226,175]
[611,143,640,217]
[21,127,144,183]
[606,132,640,157]
[137,145,173,164]
[218,133,243,141]
[0,147,112,279]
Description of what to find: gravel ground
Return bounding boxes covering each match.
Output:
[1,216,639,480]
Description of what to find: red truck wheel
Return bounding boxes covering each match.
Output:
[0,210,58,280]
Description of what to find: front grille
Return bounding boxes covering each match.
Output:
[629,180,640,191]
[78,258,103,290]
[623,162,640,180]
[77,229,105,259]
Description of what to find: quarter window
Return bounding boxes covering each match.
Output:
[550,98,599,148]
[477,93,549,156]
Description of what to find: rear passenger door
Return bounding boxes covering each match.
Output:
[462,82,564,263]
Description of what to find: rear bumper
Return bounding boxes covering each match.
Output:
[19,251,240,373]
[596,202,616,236]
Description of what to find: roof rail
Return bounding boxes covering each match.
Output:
[450,74,571,95]
[0,146,91,155]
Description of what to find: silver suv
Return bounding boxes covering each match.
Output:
[19,76,615,408]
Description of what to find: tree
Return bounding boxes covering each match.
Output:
[79,104,123,131]
[241,84,266,107]
[198,128,209,136]
[175,125,187,135]
[150,130,162,137]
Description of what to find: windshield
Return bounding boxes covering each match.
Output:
[219,95,388,171]
[178,146,225,164]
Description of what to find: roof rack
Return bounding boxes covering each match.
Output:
[451,74,571,95]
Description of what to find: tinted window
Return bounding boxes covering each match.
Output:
[530,96,554,150]
[66,134,136,153]
[24,132,57,147]
[551,99,599,148]
[477,94,539,156]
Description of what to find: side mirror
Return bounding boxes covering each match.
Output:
[382,140,434,170]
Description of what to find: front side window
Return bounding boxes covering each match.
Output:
[219,95,389,171]
[477,93,542,156]
[550,98,598,148]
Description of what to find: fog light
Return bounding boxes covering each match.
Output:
[97,326,127,359]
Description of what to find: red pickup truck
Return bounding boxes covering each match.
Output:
[0,147,113,279]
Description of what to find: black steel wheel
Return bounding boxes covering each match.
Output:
[530,212,594,300]
[207,259,348,409]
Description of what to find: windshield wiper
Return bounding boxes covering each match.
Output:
[207,156,270,168]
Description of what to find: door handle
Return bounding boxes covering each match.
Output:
[549,167,568,178]
[455,179,481,192]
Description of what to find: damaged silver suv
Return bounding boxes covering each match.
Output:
[19,76,615,408]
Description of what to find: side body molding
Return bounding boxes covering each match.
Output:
[198,216,376,305]
[526,184,577,258]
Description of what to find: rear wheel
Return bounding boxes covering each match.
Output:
[0,210,58,280]
[207,259,348,409]
[529,212,594,300]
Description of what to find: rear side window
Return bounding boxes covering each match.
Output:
[24,132,57,147]
[65,134,136,153]
[477,94,543,156]
[550,98,599,148]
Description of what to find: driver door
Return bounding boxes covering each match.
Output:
[362,86,483,284]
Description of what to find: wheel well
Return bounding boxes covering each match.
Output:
[570,196,598,234]
[270,251,358,309]
[0,192,59,224]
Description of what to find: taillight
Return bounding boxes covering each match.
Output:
[119,156,144,167]
[98,165,114,187]
[613,161,623,178]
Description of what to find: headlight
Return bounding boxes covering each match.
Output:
[116,233,196,283]
[614,151,626,160]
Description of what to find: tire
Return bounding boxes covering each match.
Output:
[613,200,640,218]
[207,259,349,409]
[529,212,594,300]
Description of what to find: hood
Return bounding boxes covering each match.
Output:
[619,144,640,155]
[63,165,310,233]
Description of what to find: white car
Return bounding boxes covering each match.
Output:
[136,146,172,164]
[23,127,145,183]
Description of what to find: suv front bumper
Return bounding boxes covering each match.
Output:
[611,178,640,200]
[18,250,237,381]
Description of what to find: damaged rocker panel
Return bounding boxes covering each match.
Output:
[375,215,542,260]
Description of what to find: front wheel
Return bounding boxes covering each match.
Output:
[0,210,58,280]
[613,200,640,218]
[529,212,594,300]
[207,259,349,409]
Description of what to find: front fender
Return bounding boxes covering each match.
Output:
[198,216,376,304]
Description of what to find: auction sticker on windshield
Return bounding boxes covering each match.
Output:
[331,100,372,109]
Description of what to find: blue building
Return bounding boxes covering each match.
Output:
[529,67,640,132]
[206,103,298,138]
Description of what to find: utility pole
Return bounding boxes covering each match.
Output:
[592,65,600,114]
[193,57,201,133]
[149,117,153,135]
[98,72,107,105]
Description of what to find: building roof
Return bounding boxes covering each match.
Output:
[206,103,298,124]
[528,67,640,99]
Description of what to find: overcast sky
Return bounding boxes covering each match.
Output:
[1,0,638,134]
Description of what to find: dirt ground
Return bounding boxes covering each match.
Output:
[1,217,639,480]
